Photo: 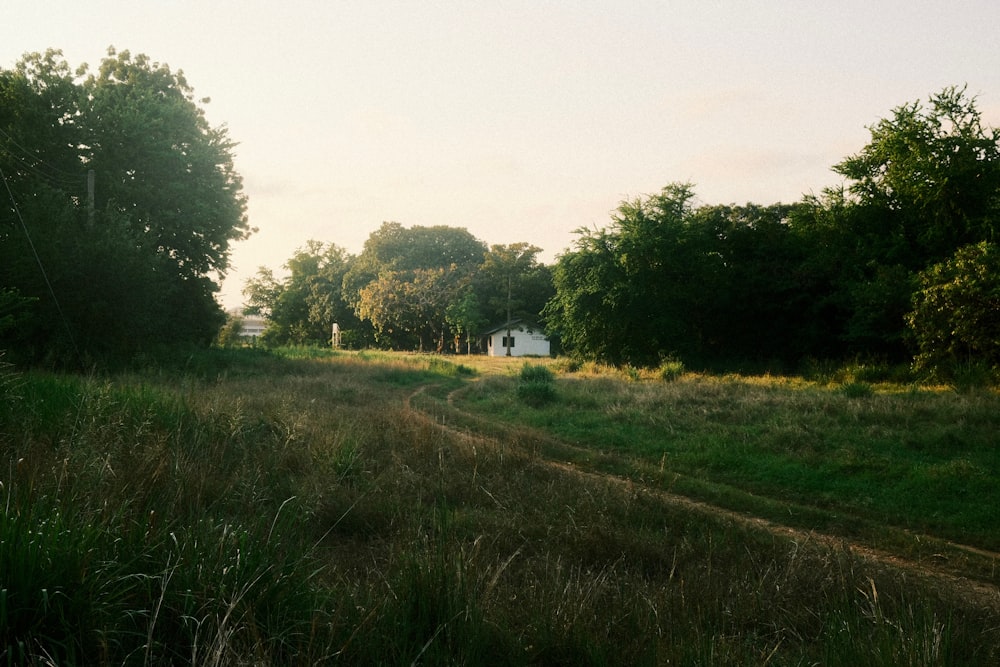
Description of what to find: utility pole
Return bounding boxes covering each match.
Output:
[505,274,512,356]
[87,169,95,225]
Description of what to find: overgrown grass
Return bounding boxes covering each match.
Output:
[1,350,998,664]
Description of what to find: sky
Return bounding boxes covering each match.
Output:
[5,1,1000,310]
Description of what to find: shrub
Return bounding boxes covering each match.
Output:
[552,357,582,373]
[839,381,875,399]
[949,361,998,393]
[519,363,554,384]
[658,358,686,382]
[518,363,556,406]
[621,365,642,381]
[908,242,1000,375]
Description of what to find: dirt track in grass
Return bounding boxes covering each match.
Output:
[404,383,1000,614]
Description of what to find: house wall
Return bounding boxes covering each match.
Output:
[487,325,550,357]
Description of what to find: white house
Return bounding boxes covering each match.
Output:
[483,320,550,357]
[241,315,267,340]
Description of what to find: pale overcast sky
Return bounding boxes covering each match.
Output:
[4,1,999,309]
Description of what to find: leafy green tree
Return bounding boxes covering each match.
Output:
[343,223,485,301]
[834,86,1000,268]
[543,225,626,363]
[472,243,553,356]
[445,289,487,354]
[242,266,282,319]
[216,312,245,348]
[356,265,469,351]
[82,48,251,279]
[546,183,724,366]
[0,50,83,205]
[243,241,358,346]
[907,241,1000,374]
[793,86,1000,361]
[690,202,815,365]
[0,48,250,365]
[344,222,487,349]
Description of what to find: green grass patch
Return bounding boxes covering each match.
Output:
[455,372,1000,552]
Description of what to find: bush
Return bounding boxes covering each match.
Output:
[518,363,556,406]
[949,361,998,393]
[839,381,875,399]
[908,242,1000,375]
[552,357,582,373]
[658,358,686,382]
[519,363,554,384]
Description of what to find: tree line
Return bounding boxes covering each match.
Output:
[2,48,997,376]
[238,225,553,353]
[242,86,1000,378]
[543,86,999,376]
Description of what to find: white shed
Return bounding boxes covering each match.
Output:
[484,320,550,357]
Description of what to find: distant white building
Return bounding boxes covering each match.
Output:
[483,320,550,357]
[227,309,266,341]
[241,315,266,340]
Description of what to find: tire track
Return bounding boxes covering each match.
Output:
[405,383,1000,613]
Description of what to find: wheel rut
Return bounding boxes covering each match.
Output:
[404,382,1000,613]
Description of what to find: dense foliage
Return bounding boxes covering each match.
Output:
[243,240,360,347]
[0,48,249,366]
[545,87,1000,374]
[907,241,1000,376]
[245,226,554,352]
[543,185,814,368]
[247,86,1000,377]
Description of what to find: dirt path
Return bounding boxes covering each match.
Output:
[405,383,1000,613]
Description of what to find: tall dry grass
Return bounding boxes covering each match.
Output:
[0,348,997,664]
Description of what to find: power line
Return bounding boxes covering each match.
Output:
[0,161,82,365]
[0,145,83,190]
[0,125,81,181]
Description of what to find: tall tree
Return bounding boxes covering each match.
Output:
[690,202,815,364]
[344,222,487,349]
[356,265,469,351]
[545,183,722,366]
[474,243,553,324]
[834,86,1000,268]
[243,241,358,346]
[0,48,251,364]
[82,48,251,279]
[445,289,486,354]
[797,86,1000,359]
[473,243,553,355]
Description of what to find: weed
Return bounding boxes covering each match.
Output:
[658,358,686,382]
[840,381,875,398]
[517,363,557,406]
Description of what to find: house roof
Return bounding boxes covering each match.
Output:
[481,319,543,336]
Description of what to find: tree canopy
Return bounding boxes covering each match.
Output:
[544,87,1000,373]
[0,48,249,365]
[243,241,358,346]
[243,225,557,353]
[341,223,488,350]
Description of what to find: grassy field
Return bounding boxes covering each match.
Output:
[1,348,998,665]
